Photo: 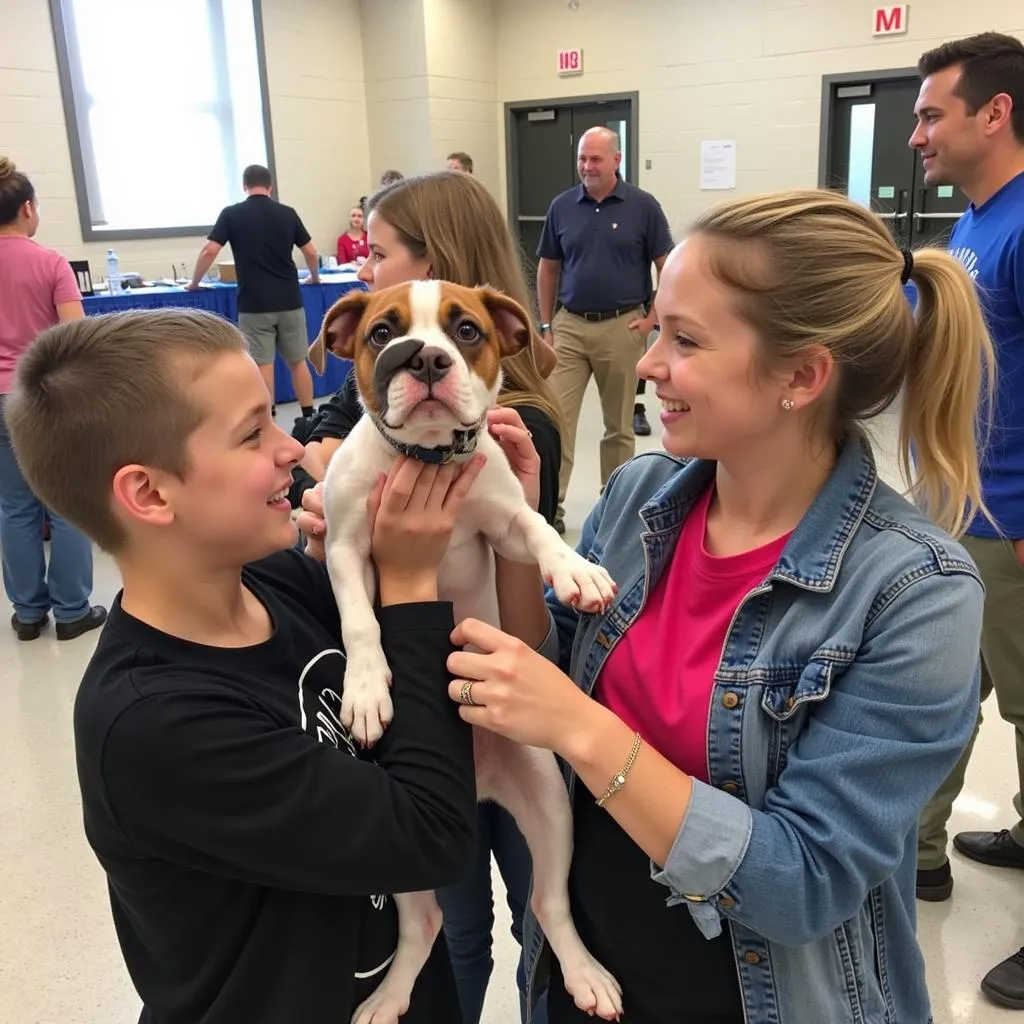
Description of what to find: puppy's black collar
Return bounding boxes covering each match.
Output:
[372,417,483,465]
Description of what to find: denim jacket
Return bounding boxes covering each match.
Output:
[525,434,983,1024]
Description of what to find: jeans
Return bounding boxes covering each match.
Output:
[437,801,548,1024]
[0,396,93,623]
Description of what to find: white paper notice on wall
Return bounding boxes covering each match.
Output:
[700,141,736,190]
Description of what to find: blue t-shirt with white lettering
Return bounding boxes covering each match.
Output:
[949,170,1024,538]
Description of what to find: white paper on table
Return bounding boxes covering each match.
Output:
[700,140,737,190]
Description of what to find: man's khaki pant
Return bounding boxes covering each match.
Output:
[917,535,1024,869]
[549,308,647,521]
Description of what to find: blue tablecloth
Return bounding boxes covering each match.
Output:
[84,276,361,402]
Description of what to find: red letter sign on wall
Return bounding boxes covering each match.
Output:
[557,48,584,77]
[873,5,909,36]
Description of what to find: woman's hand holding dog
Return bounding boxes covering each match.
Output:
[447,617,602,757]
[487,407,540,512]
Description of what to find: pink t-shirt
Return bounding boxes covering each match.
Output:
[595,486,791,782]
[0,235,82,393]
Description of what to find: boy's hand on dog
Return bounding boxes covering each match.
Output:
[297,484,327,561]
[297,450,488,576]
[487,407,541,512]
[370,454,487,605]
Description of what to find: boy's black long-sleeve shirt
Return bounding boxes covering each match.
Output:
[74,549,476,1023]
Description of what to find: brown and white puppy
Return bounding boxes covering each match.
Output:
[311,280,622,1024]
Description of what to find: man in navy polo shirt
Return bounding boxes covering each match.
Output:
[537,127,673,533]
[910,32,1024,1009]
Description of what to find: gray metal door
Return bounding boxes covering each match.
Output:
[508,96,637,293]
[512,106,574,283]
[822,73,967,248]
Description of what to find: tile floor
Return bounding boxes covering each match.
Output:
[1,385,1022,1023]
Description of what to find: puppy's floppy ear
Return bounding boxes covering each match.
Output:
[478,286,531,358]
[308,291,370,374]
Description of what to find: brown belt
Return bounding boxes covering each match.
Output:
[563,305,641,323]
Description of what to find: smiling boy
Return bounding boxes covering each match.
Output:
[4,308,480,1023]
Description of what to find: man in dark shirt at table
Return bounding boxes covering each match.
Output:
[536,128,673,533]
[187,164,320,417]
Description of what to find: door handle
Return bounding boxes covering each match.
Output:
[876,212,908,221]
[517,215,547,222]
[913,212,962,221]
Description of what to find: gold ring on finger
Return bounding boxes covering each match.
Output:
[459,681,479,706]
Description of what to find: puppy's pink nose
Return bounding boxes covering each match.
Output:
[408,347,453,386]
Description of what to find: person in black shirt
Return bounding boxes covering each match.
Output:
[187,164,321,418]
[3,306,485,1024]
[302,171,562,1024]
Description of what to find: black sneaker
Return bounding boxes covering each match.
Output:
[55,606,107,641]
[11,611,49,642]
[915,860,953,901]
[982,947,1024,1009]
[953,829,1024,869]
[633,405,652,437]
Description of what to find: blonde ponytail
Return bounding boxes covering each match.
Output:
[900,249,995,535]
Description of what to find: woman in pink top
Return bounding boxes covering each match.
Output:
[336,204,369,265]
[0,158,105,642]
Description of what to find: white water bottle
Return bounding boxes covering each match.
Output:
[106,248,120,295]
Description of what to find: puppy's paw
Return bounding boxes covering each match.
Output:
[342,649,394,747]
[543,551,617,614]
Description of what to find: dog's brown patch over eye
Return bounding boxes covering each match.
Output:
[367,308,407,350]
[438,295,502,389]
[444,304,485,348]
[353,301,411,416]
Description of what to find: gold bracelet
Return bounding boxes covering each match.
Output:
[596,731,642,808]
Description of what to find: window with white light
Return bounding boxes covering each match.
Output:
[49,0,274,240]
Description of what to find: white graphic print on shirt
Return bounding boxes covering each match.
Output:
[297,646,397,984]
[950,245,980,280]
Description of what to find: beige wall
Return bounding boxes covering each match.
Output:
[359,0,433,183]
[424,0,499,193]
[4,0,1023,279]
[495,0,1024,234]
[1,0,372,280]
[359,0,499,191]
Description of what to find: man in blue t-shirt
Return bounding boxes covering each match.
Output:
[911,32,1024,1009]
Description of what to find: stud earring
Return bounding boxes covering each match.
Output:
[781,398,795,411]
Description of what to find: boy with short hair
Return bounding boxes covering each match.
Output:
[5,308,480,1023]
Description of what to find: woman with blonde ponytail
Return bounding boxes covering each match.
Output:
[413,188,993,1023]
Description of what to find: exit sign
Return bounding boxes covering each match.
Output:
[873,5,909,36]
[557,48,584,77]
